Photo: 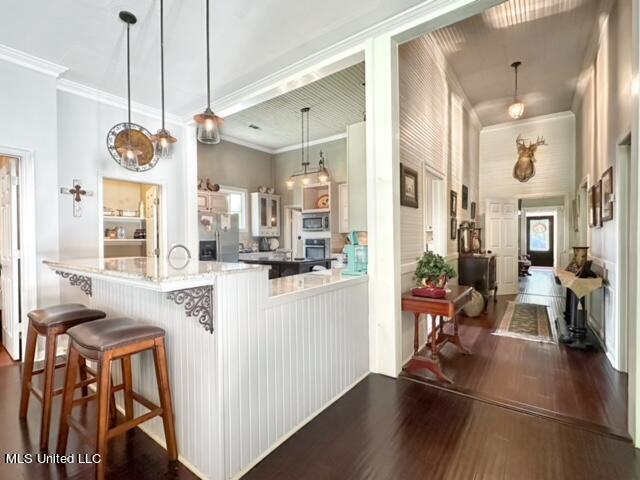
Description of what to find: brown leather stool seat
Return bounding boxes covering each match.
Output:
[20,303,107,451]
[58,317,177,480]
[67,317,165,357]
[28,303,107,333]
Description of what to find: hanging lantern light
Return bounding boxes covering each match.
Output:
[194,0,223,144]
[508,61,525,120]
[286,107,330,189]
[151,0,177,158]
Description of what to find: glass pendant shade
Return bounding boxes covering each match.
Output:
[151,128,177,158]
[286,177,295,190]
[117,144,141,169]
[195,108,223,144]
[301,175,311,186]
[508,100,525,119]
[317,166,329,183]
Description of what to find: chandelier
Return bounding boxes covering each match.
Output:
[286,107,330,189]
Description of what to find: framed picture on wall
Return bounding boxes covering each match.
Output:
[594,180,603,228]
[462,185,469,210]
[450,190,457,216]
[450,217,457,240]
[400,163,419,208]
[470,201,476,220]
[588,185,595,228]
[601,166,614,222]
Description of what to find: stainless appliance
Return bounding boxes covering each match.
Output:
[258,237,270,252]
[198,212,239,262]
[305,238,330,260]
[302,213,330,232]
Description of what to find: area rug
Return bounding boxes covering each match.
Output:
[493,302,557,344]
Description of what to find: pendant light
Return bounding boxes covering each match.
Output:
[194,0,223,144]
[150,0,177,158]
[508,61,525,120]
[107,11,156,172]
[286,107,331,190]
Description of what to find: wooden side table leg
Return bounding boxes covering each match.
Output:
[430,315,438,361]
[413,313,420,355]
[450,313,471,355]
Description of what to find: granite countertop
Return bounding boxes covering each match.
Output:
[269,269,367,298]
[44,257,268,292]
[241,257,335,265]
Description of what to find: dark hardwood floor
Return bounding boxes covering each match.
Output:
[404,268,629,438]
[244,374,640,480]
[0,361,197,479]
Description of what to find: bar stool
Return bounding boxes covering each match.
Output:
[19,303,107,450]
[57,317,177,479]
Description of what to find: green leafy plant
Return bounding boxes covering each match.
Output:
[414,251,457,287]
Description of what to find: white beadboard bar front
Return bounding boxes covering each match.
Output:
[44,257,369,479]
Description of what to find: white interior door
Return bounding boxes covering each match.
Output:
[485,198,519,295]
[0,157,20,359]
[145,186,159,258]
[291,210,303,259]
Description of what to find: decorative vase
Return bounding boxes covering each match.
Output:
[463,290,485,317]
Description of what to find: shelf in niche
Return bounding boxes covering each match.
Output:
[103,216,146,222]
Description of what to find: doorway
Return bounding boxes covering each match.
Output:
[526,216,554,267]
[101,178,162,259]
[283,206,303,259]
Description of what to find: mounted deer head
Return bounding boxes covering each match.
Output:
[513,135,546,183]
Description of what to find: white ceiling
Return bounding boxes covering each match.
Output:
[428,0,608,126]
[222,63,365,150]
[0,0,424,118]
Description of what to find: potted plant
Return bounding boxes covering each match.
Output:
[413,251,457,298]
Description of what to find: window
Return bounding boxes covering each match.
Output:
[219,185,248,232]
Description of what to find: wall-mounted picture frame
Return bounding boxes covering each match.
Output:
[450,190,457,216]
[594,179,602,228]
[601,166,614,222]
[588,185,595,228]
[470,201,476,220]
[400,163,419,208]
[450,217,457,240]
[462,185,468,210]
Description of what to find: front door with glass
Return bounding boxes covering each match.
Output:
[527,216,554,267]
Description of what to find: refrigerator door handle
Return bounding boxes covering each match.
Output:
[215,231,221,261]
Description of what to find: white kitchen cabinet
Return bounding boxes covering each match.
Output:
[347,121,367,231]
[251,192,280,237]
[198,191,228,213]
[338,183,349,233]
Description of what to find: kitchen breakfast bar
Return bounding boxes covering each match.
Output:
[43,257,369,480]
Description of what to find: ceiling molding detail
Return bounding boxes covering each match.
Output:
[480,110,574,133]
[273,132,348,154]
[57,78,183,125]
[219,135,276,154]
[0,43,67,77]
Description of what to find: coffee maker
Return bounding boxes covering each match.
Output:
[343,231,368,276]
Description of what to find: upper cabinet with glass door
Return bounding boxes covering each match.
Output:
[250,192,280,237]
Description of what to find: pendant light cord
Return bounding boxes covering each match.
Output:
[126,20,132,145]
[160,0,166,130]
[206,0,211,109]
[514,64,518,99]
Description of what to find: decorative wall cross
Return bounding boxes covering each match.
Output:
[60,179,93,217]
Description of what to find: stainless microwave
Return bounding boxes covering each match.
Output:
[302,213,330,232]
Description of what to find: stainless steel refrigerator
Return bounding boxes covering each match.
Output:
[198,213,239,262]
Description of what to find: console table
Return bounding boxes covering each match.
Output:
[553,268,602,350]
[402,285,473,383]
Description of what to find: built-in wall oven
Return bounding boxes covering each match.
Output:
[302,213,330,232]
[305,238,331,260]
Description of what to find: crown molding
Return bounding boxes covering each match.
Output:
[273,132,348,154]
[0,44,67,77]
[57,78,183,125]
[219,135,276,155]
[480,110,575,133]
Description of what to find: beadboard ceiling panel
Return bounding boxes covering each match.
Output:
[428,0,607,126]
[221,63,365,150]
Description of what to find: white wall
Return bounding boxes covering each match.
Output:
[0,60,60,307]
[398,34,481,362]
[573,0,632,372]
[56,90,190,301]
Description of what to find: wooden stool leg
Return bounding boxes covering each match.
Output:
[19,322,38,419]
[121,357,134,421]
[40,330,58,450]
[96,353,113,480]
[153,338,178,461]
[78,357,89,397]
[56,345,80,455]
